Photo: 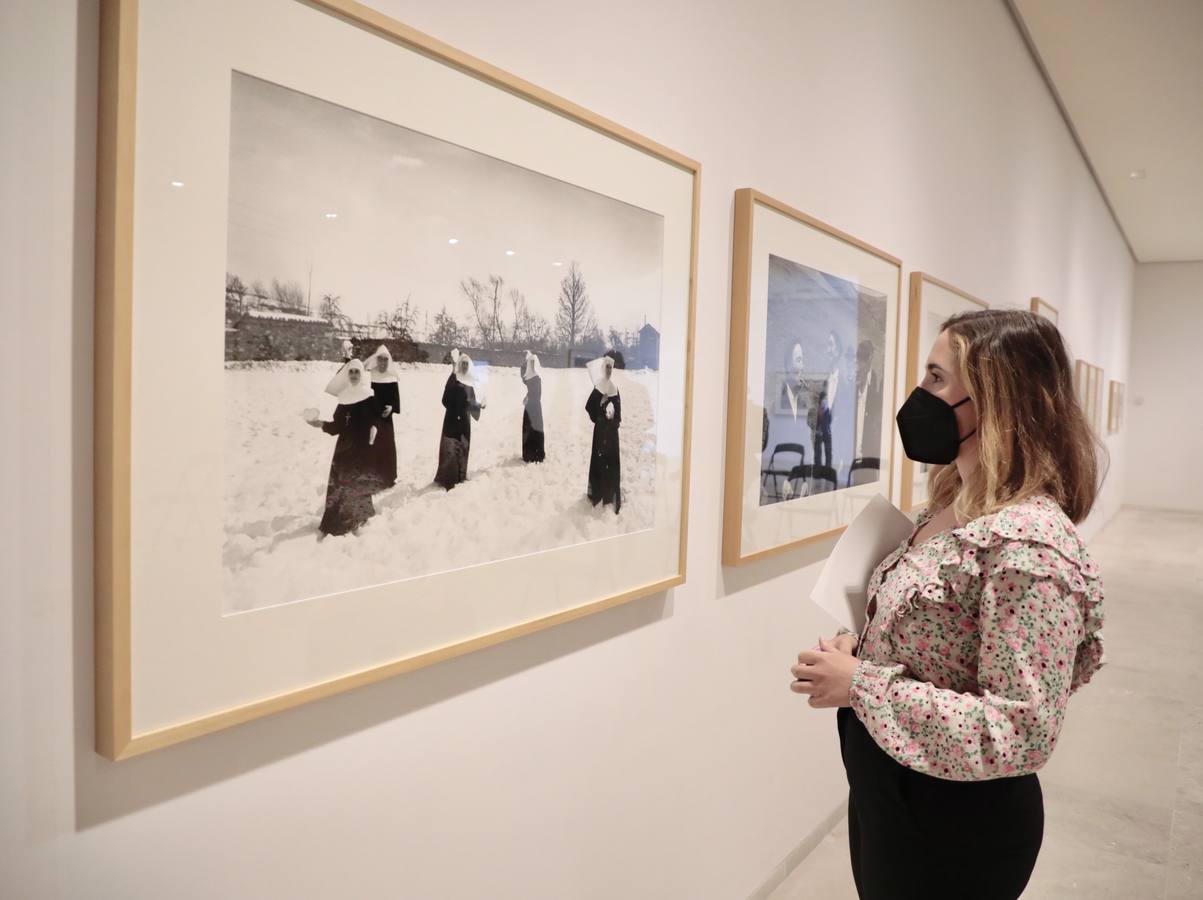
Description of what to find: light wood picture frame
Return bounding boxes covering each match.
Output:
[96,0,700,759]
[723,189,902,565]
[900,273,990,512]
[1107,379,1125,434]
[1030,296,1059,325]
[1074,359,1104,432]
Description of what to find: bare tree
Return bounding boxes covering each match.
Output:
[554,262,596,364]
[460,275,507,348]
[508,288,529,346]
[269,278,307,313]
[373,295,418,340]
[318,293,342,321]
[225,272,247,322]
[429,305,466,346]
[525,312,553,351]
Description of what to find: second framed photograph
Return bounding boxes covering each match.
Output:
[900,273,989,512]
[723,189,901,565]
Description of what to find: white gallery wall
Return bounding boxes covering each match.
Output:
[1,1,1133,898]
[1127,262,1203,512]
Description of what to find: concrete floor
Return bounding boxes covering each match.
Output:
[768,506,1203,900]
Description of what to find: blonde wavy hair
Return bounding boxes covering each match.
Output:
[927,309,1104,524]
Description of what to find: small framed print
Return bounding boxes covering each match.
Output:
[1030,296,1059,325]
[1107,380,1125,434]
[1074,360,1104,432]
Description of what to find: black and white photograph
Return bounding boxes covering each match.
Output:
[222,73,666,613]
[758,254,887,505]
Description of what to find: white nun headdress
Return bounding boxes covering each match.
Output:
[454,352,476,387]
[325,358,374,404]
[368,344,399,383]
[586,355,618,397]
[522,351,542,381]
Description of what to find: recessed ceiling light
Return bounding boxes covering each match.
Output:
[1128,169,1146,179]
[448,237,459,245]
[505,249,516,256]
[169,180,184,188]
[552,261,563,266]
[324,212,339,219]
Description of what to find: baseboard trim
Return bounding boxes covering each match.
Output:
[745,800,847,900]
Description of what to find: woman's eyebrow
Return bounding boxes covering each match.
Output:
[926,363,946,374]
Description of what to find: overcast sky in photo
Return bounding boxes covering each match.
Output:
[225,72,664,336]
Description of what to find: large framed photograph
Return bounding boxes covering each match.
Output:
[96,0,699,758]
[723,190,901,565]
[900,273,989,512]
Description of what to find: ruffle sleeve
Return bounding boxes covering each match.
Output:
[954,497,1106,694]
[849,495,1105,780]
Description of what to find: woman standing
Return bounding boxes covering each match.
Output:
[367,344,400,489]
[789,310,1105,900]
[435,351,483,490]
[521,351,545,463]
[585,355,622,513]
[305,358,379,536]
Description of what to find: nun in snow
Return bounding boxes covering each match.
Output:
[435,350,484,490]
[367,344,400,489]
[305,358,379,537]
[585,354,621,513]
[521,351,545,463]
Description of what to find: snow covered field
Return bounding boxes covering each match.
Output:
[223,362,659,613]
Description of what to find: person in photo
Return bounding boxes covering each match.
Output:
[775,339,811,500]
[521,351,546,463]
[852,338,883,468]
[811,329,841,478]
[435,350,483,490]
[585,354,622,513]
[367,344,400,489]
[305,358,379,536]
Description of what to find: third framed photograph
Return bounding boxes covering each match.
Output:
[723,189,901,565]
[900,273,989,512]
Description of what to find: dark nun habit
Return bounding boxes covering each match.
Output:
[435,350,482,490]
[311,358,378,536]
[521,351,545,463]
[585,355,621,513]
[367,344,401,489]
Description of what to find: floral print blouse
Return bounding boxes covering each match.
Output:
[847,493,1105,782]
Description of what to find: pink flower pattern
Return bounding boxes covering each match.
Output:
[849,494,1105,782]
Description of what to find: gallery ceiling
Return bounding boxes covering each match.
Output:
[1010,0,1203,262]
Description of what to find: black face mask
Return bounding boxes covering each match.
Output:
[896,387,975,465]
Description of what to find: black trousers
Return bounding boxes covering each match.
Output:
[836,706,1043,900]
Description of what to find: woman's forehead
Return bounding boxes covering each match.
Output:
[927,330,955,368]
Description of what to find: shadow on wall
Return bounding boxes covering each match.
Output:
[72,590,672,828]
